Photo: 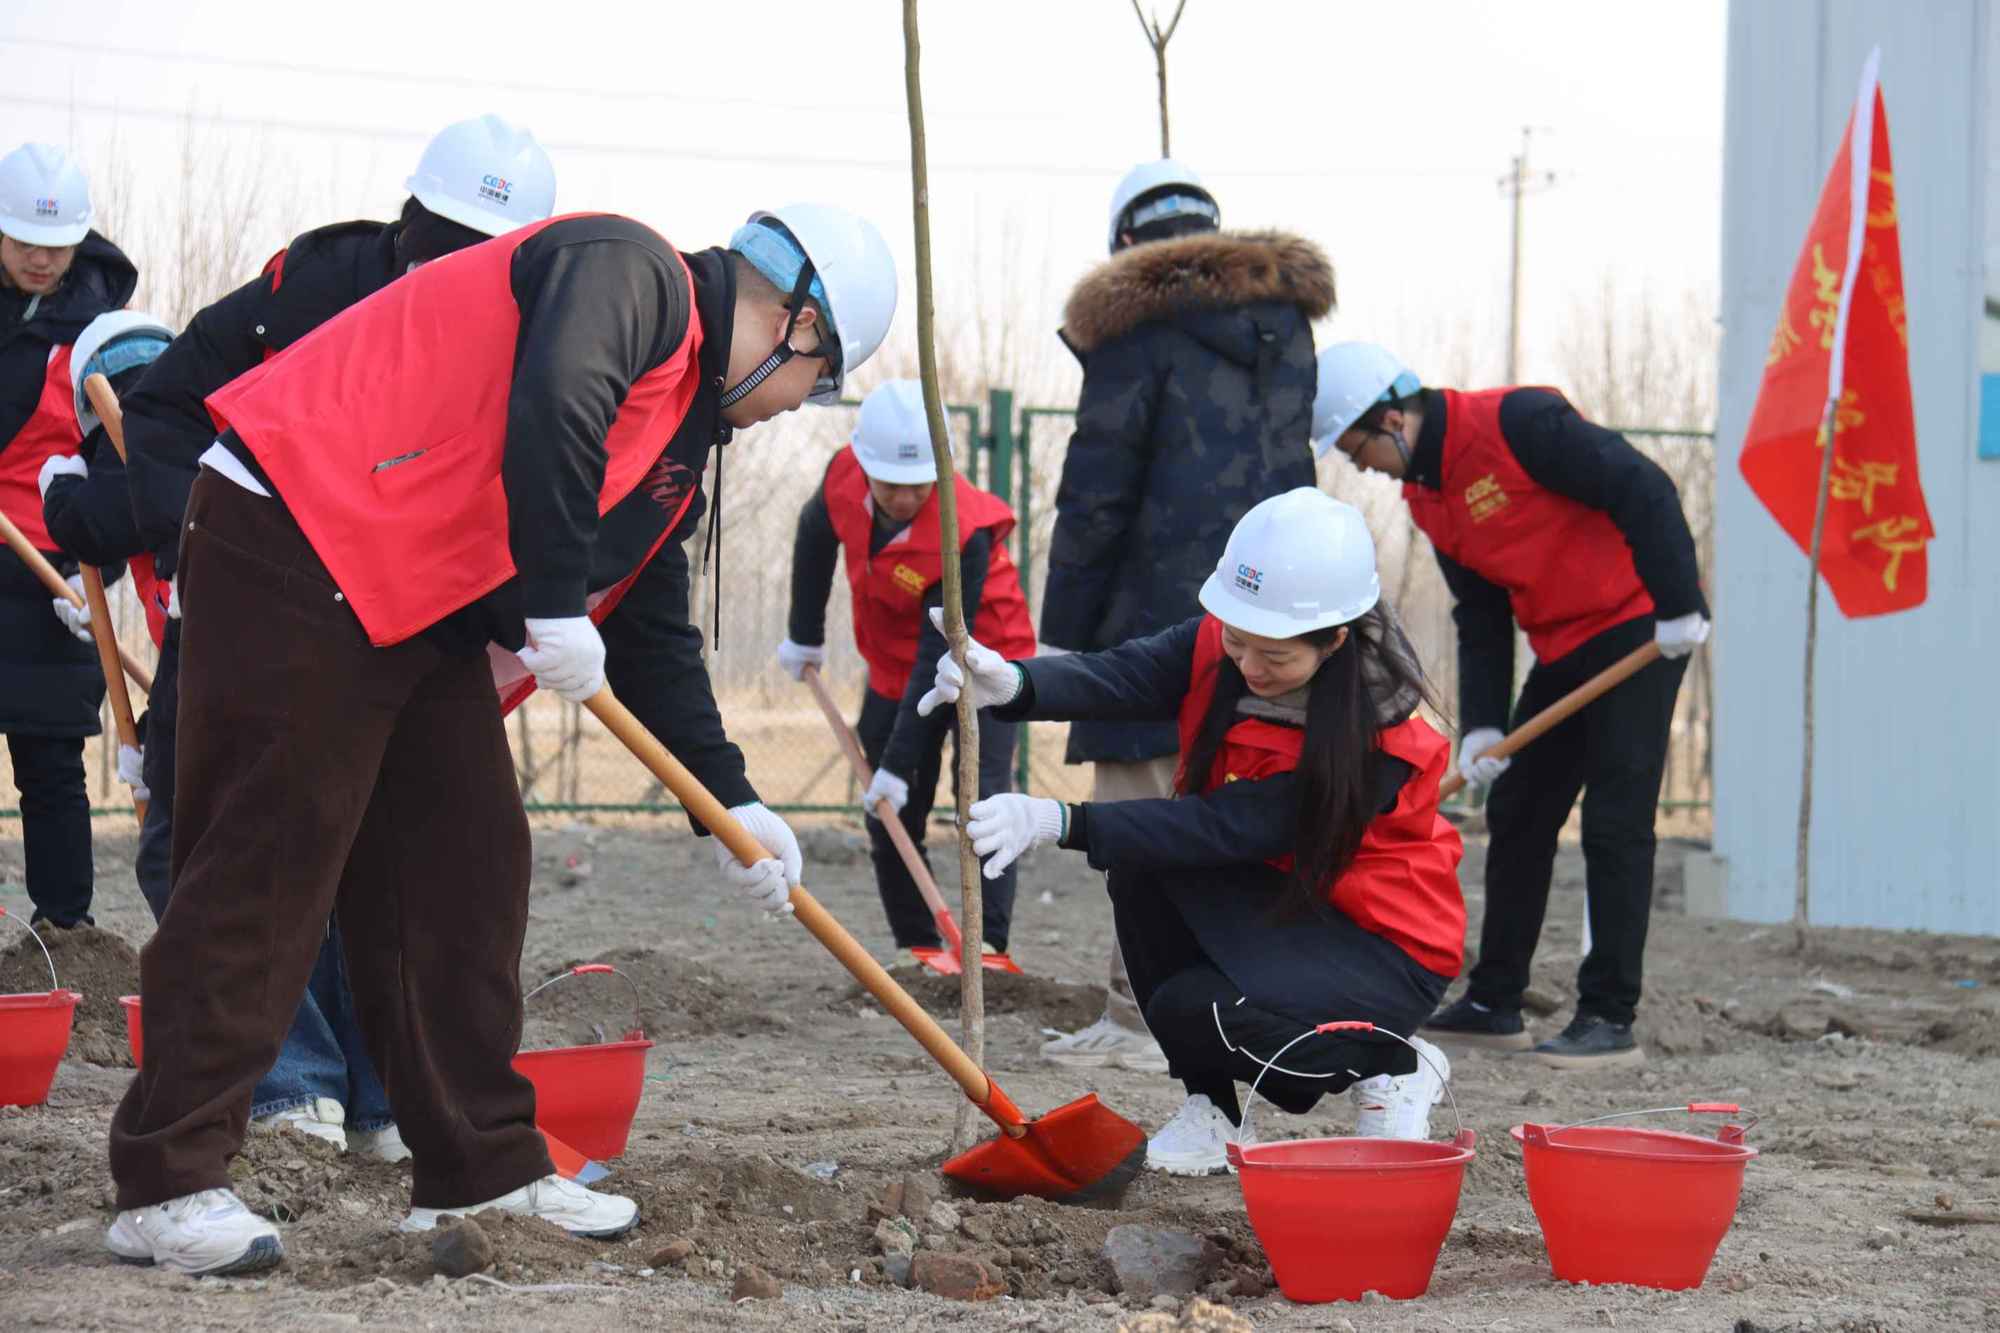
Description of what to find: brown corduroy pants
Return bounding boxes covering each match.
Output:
[109,472,550,1210]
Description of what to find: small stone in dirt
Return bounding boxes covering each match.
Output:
[650,1237,696,1266]
[1327,1318,1358,1333]
[732,1264,782,1301]
[1721,1272,1754,1292]
[1360,1288,1387,1304]
[910,1251,1006,1302]
[1149,1295,1181,1311]
[960,1213,994,1242]
[867,1180,905,1222]
[430,1217,494,1278]
[1103,1225,1216,1300]
[899,1171,939,1223]
[1935,1191,1956,1210]
[884,1251,913,1287]
[1228,1270,1269,1299]
[1117,1298,1254,1332]
[1520,985,1565,1016]
[923,1232,951,1251]
[928,1200,961,1231]
[874,1216,919,1257]
[1520,1086,1547,1107]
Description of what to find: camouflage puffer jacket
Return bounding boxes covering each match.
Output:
[1041,229,1334,764]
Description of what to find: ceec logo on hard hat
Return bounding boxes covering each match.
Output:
[1233,563,1264,596]
[478,175,513,206]
[32,197,59,217]
[896,443,922,461]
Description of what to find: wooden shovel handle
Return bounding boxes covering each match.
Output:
[1439,642,1663,801]
[79,565,147,822]
[800,664,965,952]
[581,687,1008,1119]
[0,506,152,695]
[83,374,130,463]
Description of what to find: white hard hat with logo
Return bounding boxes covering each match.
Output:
[852,380,939,484]
[406,115,557,238]
[1198,488,1380,638]
[1106,157,1219,252]
[0,143,93,247]
[746,204,899,404]
[70,311,175,436]
[1312,342,1421,458]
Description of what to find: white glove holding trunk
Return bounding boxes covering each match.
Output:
[916,607,1022,717]
[519,616,606,702]
[965,793,1065,880]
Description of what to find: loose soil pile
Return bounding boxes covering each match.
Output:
[0,923,140,1067]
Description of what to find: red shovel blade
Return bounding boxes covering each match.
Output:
[980,950,1025,976]
[942,1092,1146,1204]
[907,945,962,976]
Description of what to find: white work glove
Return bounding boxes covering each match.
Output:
[862,766,909,815]
[37,453,86,499]
[53,574,92,642]
[117,743,150,804]
[1654,611,1711,660]
[1457,728,1511,790]
[916,607,1022,717]
[965,793,1065,880]
[775,637,826,682]
[518,616,606,703]
[715,801,802,913]
[166,576,181,620]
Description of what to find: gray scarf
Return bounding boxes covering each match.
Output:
[1234,599,1427,729]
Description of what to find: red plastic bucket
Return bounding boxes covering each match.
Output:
[0,909,81,1108]
[1512,1103,1759,1291]
[1225,1020,1475,1302]
[121,995,142,1066]
[513,964,653,1160]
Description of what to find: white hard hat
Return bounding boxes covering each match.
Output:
[744,204,898,405]
[70,311,175,436]
[405,115,557,238]
[1198,488,1380,638]
[1107,157,1218,252]
[0,143,93,247]
[852,380,939,484]
[1312,342,1422,458]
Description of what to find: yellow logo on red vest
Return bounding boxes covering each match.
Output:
[891,563,929,597]
[1464,473,1509,523]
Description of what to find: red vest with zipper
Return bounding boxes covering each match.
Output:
[1403,387,1652,663]
[0,346,79,552]
[205,213,704,647]
[823,446,1037,698]
[1174,615,1465,976]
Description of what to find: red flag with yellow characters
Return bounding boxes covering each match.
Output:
[1740,50,1929,616]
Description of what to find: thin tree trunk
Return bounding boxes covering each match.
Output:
[904,0,986,1155]
[1793,398,1840,953]
[1130,0,1188,158]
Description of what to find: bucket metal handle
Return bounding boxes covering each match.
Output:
[1527,1102,1760,1148]
[0,907,59,993]
[1228,1015,1465,1146]
[523,963,644,1041]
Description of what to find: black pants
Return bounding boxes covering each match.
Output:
[855,687,1017,951]
[9,732,93,927]
[1468,617,1689,1026]
[134,620,180,920]
[1109,866,1445,1126]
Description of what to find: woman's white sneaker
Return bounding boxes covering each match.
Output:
[401,1173,637,1238]
[1041,1017,1168,1072]
[349,1123,412,1164]
[255,1096,348,1151]
[1144,1093,1253,1176]
[1348,1036,1451,1140]
[104,1188,284,1276]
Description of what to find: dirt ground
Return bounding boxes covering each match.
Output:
[1,818,1996,1332]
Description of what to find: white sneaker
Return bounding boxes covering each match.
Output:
[1349,1037,1451,1140]
[1144,1094,1254,1176]
[401,1173,637,1238]
[104,1188,284,1276]
[255,1096,347,1151]
[1041,1017,1169,1073]
[350,1123,412,1164]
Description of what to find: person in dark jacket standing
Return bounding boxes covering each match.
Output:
[0,142,137,930]
[924,489,1463,1175]
[105,202,897,1277]
[1312,342,1710,1068]
[118,116,558,1168]
[1036,158,1333,1072]
[778,379,1037,962]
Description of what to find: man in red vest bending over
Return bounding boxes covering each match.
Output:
[1312,342,1709,1070]
[106,205,897,1276]
[778,379,1037,961]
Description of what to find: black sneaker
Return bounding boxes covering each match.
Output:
[1530,1012,1645,1069]
[1423,994,1533,1052]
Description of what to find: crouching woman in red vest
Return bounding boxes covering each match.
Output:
[920,488,1465,1177]
[779,380,1036,960]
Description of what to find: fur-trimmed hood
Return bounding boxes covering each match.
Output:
[1061,230,1335,354]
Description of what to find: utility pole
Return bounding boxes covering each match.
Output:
[1499,126,1556,383]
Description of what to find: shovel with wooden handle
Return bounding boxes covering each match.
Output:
[0,507,153,699]
[1439,642,1664,802]
[800,663,1024,976]
[582,685,1144,1202]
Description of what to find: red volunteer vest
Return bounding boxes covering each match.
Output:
[1403,387,1652,663]
[0,346,79,551]
[206,214,704,646]
[823,446,1037,698]
[1174,616,1466,976]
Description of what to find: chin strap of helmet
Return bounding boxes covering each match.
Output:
[718,263,819,410]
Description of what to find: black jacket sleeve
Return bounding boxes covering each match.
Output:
[505,218,691,620]
[600,530,758,830]
[1435,551,1515,735]
[1038,331,1163,650]
[881,530,991,778]
[998,617,1201,725]
[786,487,839,647]
[41,365,150,567]
[1497,389,1706,620]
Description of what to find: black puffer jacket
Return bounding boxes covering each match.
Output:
[1041,230,1333,763]
[0,232,138,737]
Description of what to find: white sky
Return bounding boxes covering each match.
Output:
[2,0,1725,400]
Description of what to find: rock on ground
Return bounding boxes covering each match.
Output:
[429,1217,493,1278]
[910,1251,1007,1301]
[1102,1225,1216,1300]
